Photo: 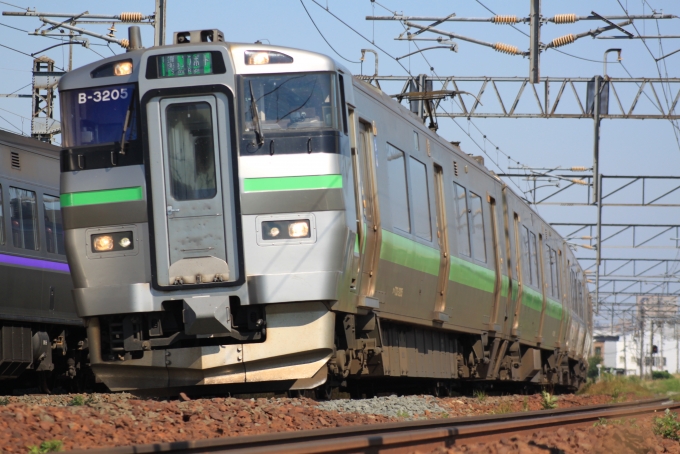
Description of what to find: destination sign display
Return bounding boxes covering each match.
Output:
[158,52,213,78]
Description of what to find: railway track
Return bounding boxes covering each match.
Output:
[72,397,678,454]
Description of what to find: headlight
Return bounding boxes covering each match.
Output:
[114,60,133,76]
[288,221,309,238]
[244,50,294,65]
[93,235,114,252]
[91,231,134,253]
[261,220,311,240]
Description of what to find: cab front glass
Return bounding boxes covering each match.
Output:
[61,84,139,148]
[241,72,339,133]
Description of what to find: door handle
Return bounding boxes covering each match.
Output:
[167,205,180,215]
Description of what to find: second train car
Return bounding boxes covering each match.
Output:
[57,29,592,393]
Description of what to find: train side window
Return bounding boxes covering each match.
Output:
[546,244,558,297]
[452,183,470,257]
[555,249,561,297]
[521,225,531,284]
[413,131,419,151]
[469,192,486,262]
[165,102,217,201]
[0,184,4,245]
[530,231,540,287]
[44,194,65,255]
[549,248,559,297]
[387,144,410,233]
[409,157,431,241]
[9,187,39,251]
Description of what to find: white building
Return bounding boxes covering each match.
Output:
[594,325,680,377]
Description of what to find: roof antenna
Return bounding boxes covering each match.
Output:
[128,25,143,51]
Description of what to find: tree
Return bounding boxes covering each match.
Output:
[587,355,603,380]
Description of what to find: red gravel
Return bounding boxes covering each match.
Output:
[0,396,392,452]
[0,392,655,452]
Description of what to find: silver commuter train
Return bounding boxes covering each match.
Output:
[58,28,592,393]
[0,130,86,391]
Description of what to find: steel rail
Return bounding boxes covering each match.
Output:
[71,398,676,454]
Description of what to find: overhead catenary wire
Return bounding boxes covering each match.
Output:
[371,0,531,196]
[615,0,680,152]
[299,0,360,64]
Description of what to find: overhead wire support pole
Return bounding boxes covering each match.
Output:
[154,0,166,46]
[529,0,541,84]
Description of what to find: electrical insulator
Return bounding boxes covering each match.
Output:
[570,166,588,171]
[493,42,520,55]
[120,12,143,22]
[553,13,577,24]
[492,15,518,24]
[571,179,588,185]
[551,34,576,48]
[119,39,130,49]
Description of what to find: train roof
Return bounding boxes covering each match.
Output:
[59,39,350,91]
[0,130,59,157]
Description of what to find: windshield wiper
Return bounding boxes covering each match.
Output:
[119,88,136,155]
[249,81,264,148]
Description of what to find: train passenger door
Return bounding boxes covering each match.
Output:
[354,120,381,303]
[511,213,524,337]
[487,195,503,332]
[150,94,236,287]
[432,164,450,320]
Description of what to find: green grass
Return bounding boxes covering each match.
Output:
[473,389,487,402]
[540,390,558,410]
[578,374,654,399]
[27,440,62,453]
[67,396,84,406]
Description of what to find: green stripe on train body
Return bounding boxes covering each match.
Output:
[380,230,440,276]
[243,174,343,192]
[61,186,144,207]
[449,256,496,294]
[377,229,562,319]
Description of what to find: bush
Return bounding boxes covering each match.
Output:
[587,356,602,380]
[653,409,680,440]
[652,370,673,380]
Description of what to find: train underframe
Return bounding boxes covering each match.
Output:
[87,300,586,395]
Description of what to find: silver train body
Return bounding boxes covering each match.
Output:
[58,29,592,392]
[0,131,86,388]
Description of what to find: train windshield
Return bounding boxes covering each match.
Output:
[242,72,339,132]
[61,83,139,147]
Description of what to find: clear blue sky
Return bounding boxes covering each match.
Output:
[1,0,679,322]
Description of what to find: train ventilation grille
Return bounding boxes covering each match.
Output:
[453,161,459,176]
[10,151,20,170]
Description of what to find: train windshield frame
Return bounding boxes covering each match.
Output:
[60,83,140,148]
[241,72,340,133]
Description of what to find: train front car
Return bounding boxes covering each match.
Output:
[59,31,352,391]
